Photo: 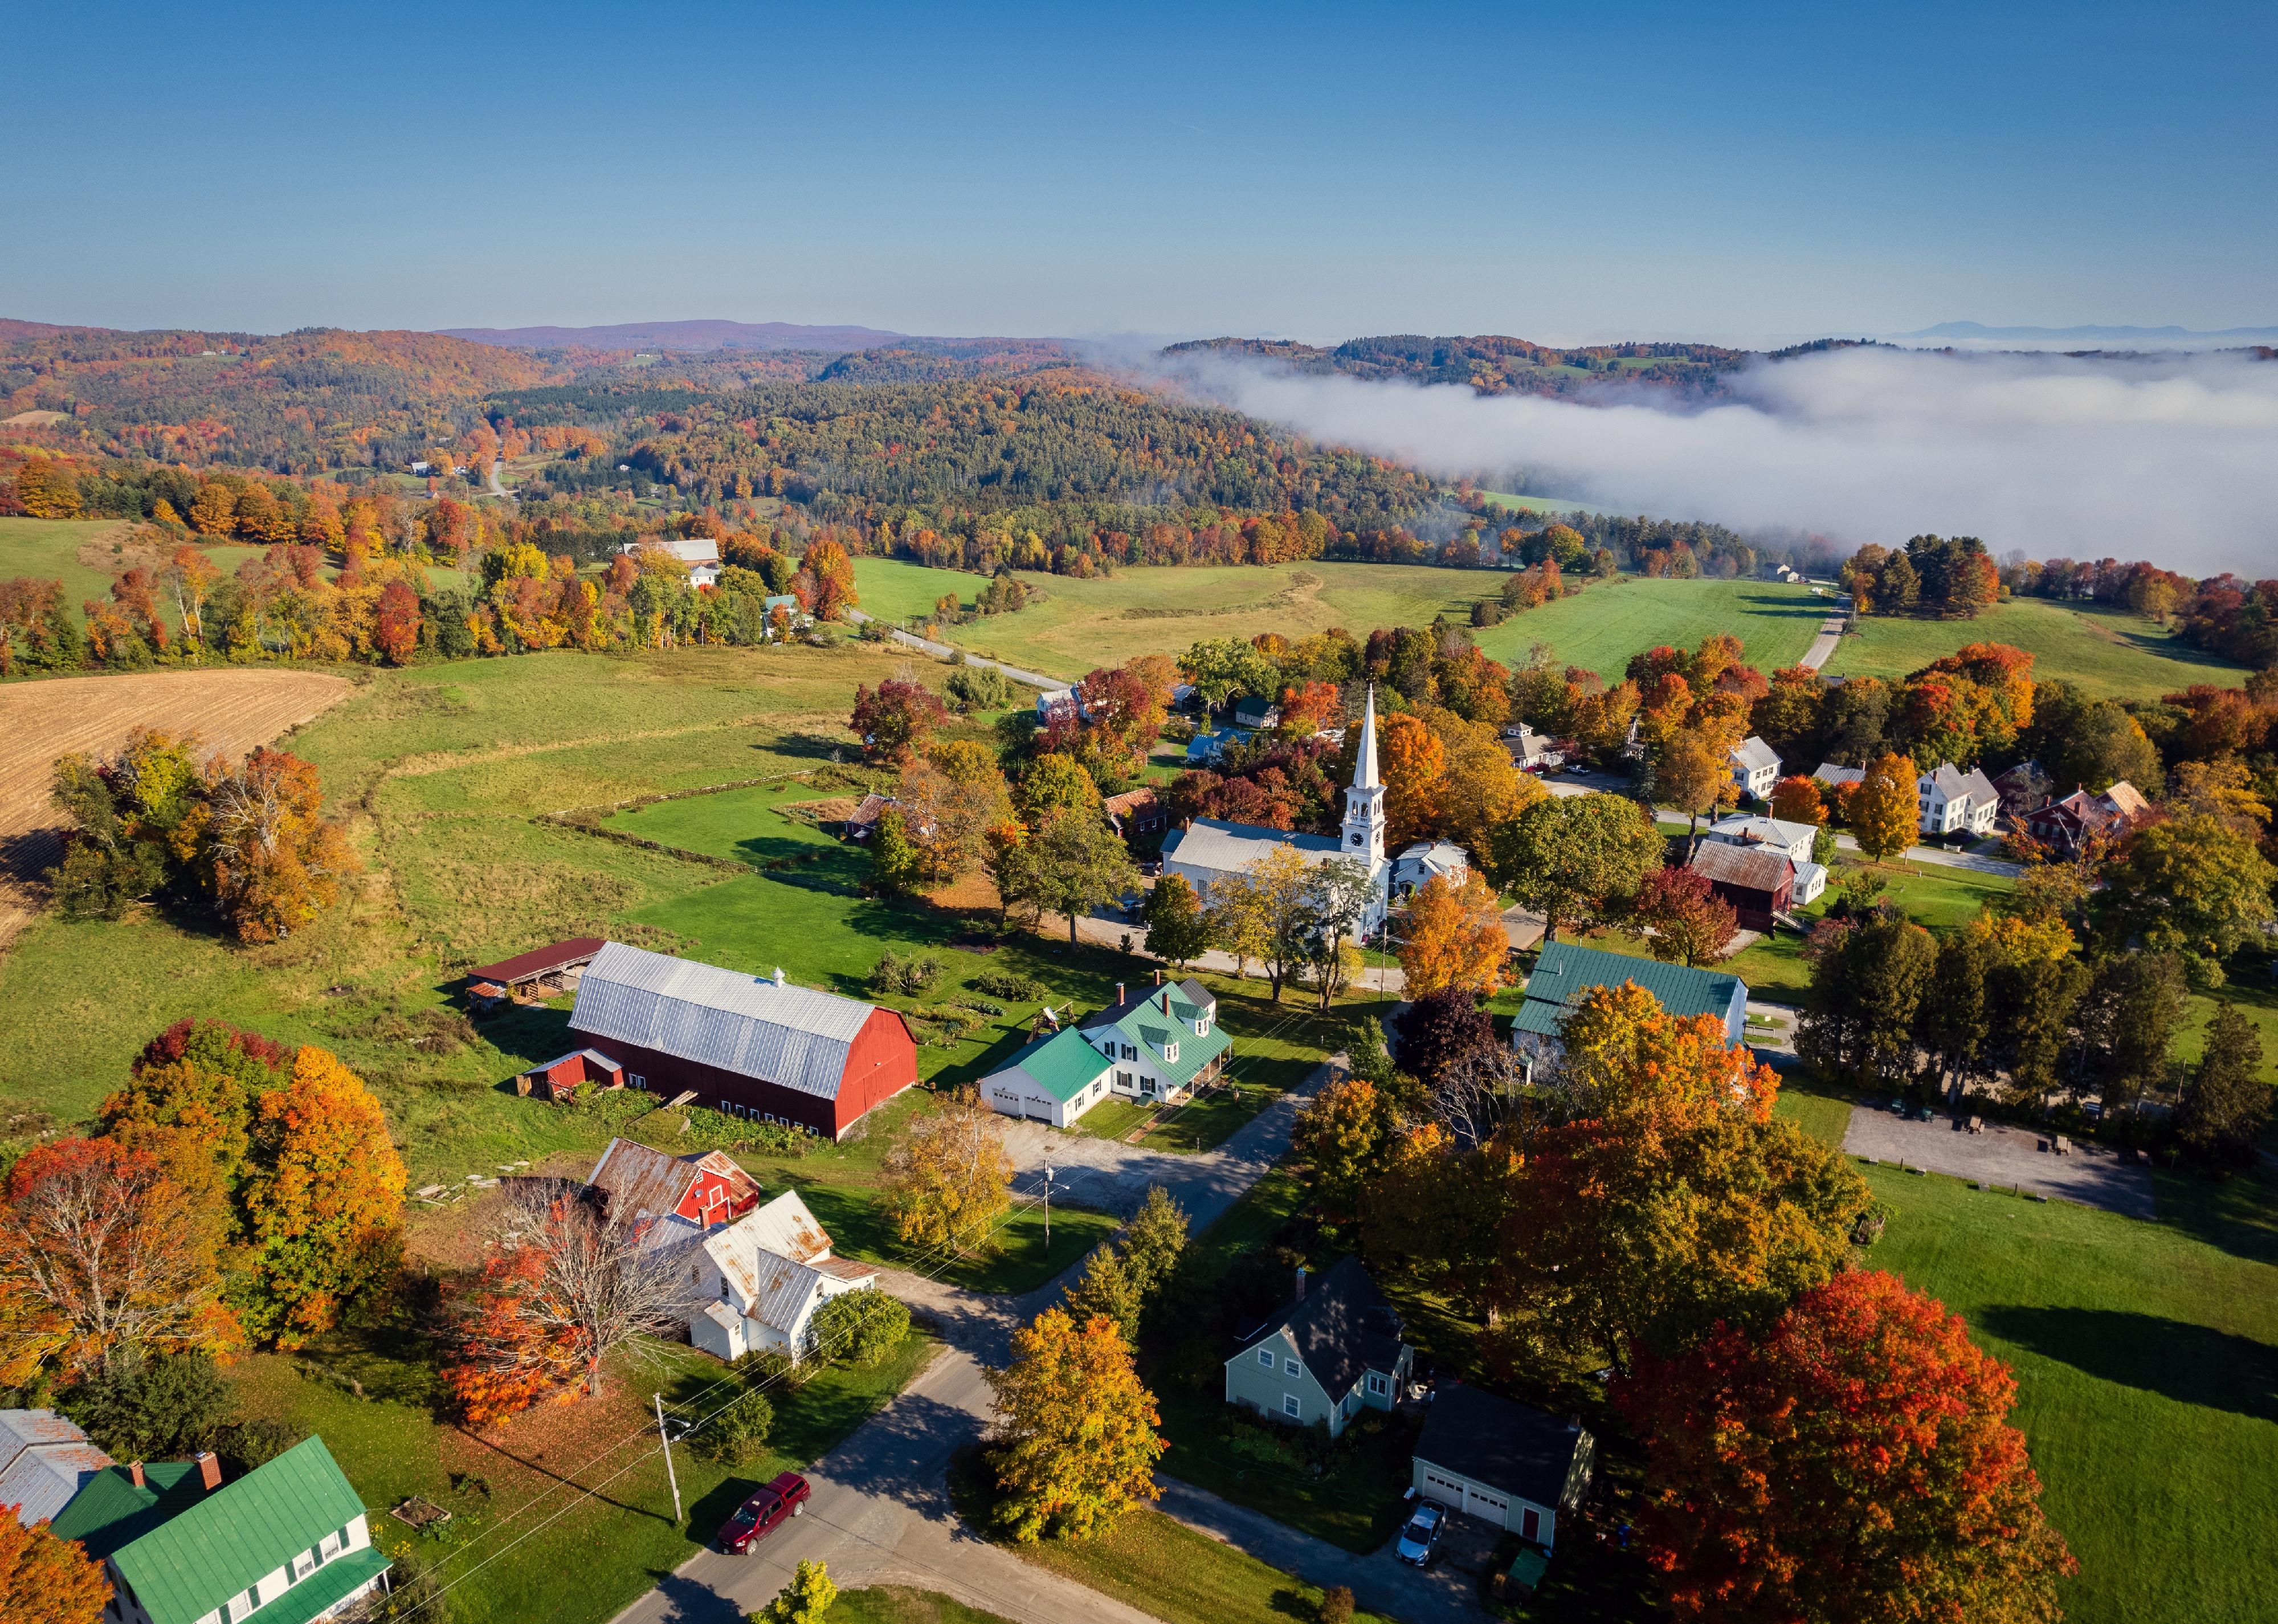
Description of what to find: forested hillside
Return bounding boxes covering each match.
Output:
[1162,332,1747,398]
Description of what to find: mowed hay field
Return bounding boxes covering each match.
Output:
[1776,1084,2278,1624]
[0,515,292,630]
[856,558,1501,680]
[1823,596,2243,699]
[1471,576,1828,679]
[0,667,356,948]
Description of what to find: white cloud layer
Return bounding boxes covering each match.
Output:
[1167,346,2278,575]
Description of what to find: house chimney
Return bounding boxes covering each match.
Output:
[128,1460,144,1489]
[1293,1265,1307,1301]
[194,1451,221,1492]
[1153,969,1162,986]
[1116,982,1125,1005]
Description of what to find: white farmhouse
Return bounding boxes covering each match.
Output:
[690,1190,879,1364]
[1728,735,1782,800]
[1917,762,2001,837]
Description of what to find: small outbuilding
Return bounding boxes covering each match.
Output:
[468,938,606,1005]
[1412,1384,1595,1550]
[980,1026,1116,1128]
[516,1048,626,1101]
[1686,839,1795,933]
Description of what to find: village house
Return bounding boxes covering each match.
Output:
[1728,735,1782,801]
[1504,724,1563,773]
[1412,1384,1595,1551]
[1700,813,1827,905]
[1230,695,1282,731]
[1077,978,1232,1105]
[1991,759,2055,819]
[569,942,918,1140]
[51,1438,388,1624]
[1102,786,1167,839]
[2024,781,2152,856]
[1164,687,1392,939]
[1224,1258,1412,1440]
[1917,762,2002,838]
[688,1190,880,1364]
[1513,943,1749,1080]
[1392,839,1469,899]
[622,535,721,586]
[980,1024,1116,1127]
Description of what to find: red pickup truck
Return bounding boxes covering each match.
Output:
[716,1472,810,1554]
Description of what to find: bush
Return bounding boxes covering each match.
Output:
[808,1288,911,1369]
[62,1351,230,1460]
[871,948,944,995]
[216,1417,305,1475]
[1318,1585,1356,1624]
[974,968,1048,1001]
[692,1388,776,1465]
[945,663,1013,713]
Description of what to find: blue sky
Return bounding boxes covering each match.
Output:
[7,1,2272,342]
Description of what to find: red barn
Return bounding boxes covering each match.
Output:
[568,941,919,1140]
[1686,840,1795,933]
[586,1137,762,1231]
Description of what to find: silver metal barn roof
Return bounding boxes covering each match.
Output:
[570,941,877,1101]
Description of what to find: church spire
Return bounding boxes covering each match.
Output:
[1352,684,1379,789]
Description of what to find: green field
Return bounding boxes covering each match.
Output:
[1775,1079,2278,1624]
[855,559,1502,682]
[835,1590,1015,1624]
[1471,576,1828,680]
[1824,597,2242,700]
[0,515,356,638]
[1481,490,1628,518]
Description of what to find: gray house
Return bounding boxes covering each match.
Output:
[1223,1257,1411,1439]
[1412,1384,1595,1550]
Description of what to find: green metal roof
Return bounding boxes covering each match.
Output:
[242,1547,391,1624]
[995,1026,1112,1104]
[1514,943,1745,1038]
[1087,997,1232,1089]
[107,1438,374,1624]
[50,1462,201,1558]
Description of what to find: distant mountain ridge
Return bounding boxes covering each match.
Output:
[1899,320,2278,342]
[435,319,909,353]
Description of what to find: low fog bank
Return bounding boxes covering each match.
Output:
[1162,345,2278,575]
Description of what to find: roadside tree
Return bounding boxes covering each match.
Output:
[1141,874,1211,969]
[754,1559,837,1624]
[880,1089,1014,1252]
[1398,871,1509,996]
[986,1307,1165,1543]
[1849,753,1920,863]
[1483,792,1665,942]
[996,806,1139,946]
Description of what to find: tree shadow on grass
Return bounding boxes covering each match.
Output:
[1732,587,1833,623]
[1974,1306,2277,1423]
[2151,1160,2278,1270]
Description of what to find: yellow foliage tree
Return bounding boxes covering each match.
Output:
[1378,712,1446,848]
[1851,753,1921,864]
[880,1089,1012,1252]
[986,1307,1165,1542]
[1399,872,1510,998]
[239,1047,407,1347]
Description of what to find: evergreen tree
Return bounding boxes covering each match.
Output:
[2174,1004,2271,1171]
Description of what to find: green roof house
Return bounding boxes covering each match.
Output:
[981,1025,1116,1128]
[1077,977,1232,1107]
[1512,942,1748,1079]
[52,1437,388,1624]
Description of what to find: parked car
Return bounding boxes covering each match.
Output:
[1395,1501,1446,1567]
[717,1472,810,1553]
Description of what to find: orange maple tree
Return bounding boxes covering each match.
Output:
[0,1509,113,1624]
[1398,871,1509,997]
[1616,1268,2075,1624]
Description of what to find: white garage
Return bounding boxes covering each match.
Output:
[978,1025,1113,1130]
[1411,1384,1595,1552]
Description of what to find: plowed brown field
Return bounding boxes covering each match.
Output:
[0,668,356,950]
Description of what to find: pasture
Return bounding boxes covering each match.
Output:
[856,559,1501,681]
[1471,576,1828,681]
[0,515,311,633]
[1777,1081,2278,1624]
[1823,597,2240,699]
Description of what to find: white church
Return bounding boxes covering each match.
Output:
[1160,687,1393,940]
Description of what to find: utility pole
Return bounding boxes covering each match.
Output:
[654,1394,681,1524]
[1042,1165,1054,1246]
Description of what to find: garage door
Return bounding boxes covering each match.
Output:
[1024,1094,1053,1121]
[1419,1468,1467,1511]
[1465,1484,1509,1523]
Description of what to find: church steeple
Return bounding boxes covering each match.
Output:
[1341,686,1386,867]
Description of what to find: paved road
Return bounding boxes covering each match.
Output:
[1798,614,1846,670]
[610,1059,1334,1624]
[844,609,1065,690]
[488,458,513,500]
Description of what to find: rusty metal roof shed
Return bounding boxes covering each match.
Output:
[470,937,607,987]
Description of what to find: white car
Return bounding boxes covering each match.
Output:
[1395,1501,1445,1567]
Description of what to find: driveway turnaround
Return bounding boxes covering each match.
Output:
[1843,1107,2155,1219]
[610,1059,1348,1624]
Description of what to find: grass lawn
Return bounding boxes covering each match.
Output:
[1471,576,1827,682]
[1776,1067,2276,1624]
[1072,1096,1154,1141]
[850,557,993,625]
[875,560,1502,682]
[1823,597,2244,700]
[833,1589,1016,1624]
[230,1325,935,1624]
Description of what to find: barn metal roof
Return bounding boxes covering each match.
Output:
[571,942,875,1100]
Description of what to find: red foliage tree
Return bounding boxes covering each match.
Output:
[1615,1269,2075,1624]
[1768,775,1826,826]
[849,679,948,764]
[373,579,421,666]
[1634,864,1739,967]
